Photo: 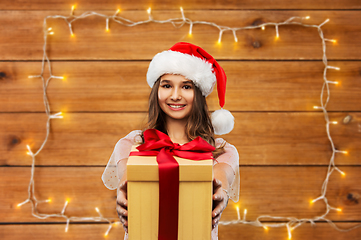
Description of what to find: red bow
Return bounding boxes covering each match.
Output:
[129,129,215,240]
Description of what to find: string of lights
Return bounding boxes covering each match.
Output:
[18,5,360,238]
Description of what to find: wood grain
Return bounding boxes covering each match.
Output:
[1,167,360,222]
[0,11,360,60]
[1,223,360,240]
[0,0,360,10]
[1,112,360,166]
[1,61,360,112]
[1,1,360,239]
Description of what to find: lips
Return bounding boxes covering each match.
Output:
[167,104,186,110]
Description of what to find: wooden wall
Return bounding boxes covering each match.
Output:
[1,0,361,239]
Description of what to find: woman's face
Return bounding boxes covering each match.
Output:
[158,74,194,121]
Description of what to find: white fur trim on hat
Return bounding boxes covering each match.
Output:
[147,50,216,97]
[211,109,234,135]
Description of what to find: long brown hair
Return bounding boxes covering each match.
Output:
[142,77,225,158]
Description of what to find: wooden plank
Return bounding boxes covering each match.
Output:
[218,223,361,240]
[0,10,360,60]
[1,166,360,222]
[1,61,360,112]
[0,0,360,10]
[0,222,360,240]
[1,112,360,166]
[0,224,125,240]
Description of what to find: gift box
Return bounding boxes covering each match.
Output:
[127,144,213,240]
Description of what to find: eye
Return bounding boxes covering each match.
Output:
[183,85,192,90]
[161,84,171,88]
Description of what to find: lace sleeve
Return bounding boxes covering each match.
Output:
[101,130,142,190]
[214,138,240,203]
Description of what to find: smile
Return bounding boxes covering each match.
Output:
[167,104,186,110]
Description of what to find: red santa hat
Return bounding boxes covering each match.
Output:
[146,42,234,135]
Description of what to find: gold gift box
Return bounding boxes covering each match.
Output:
[127,145,213,240]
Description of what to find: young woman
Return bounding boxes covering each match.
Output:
[102,42,240,240]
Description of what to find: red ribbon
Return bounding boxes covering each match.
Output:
[129,129,215,240]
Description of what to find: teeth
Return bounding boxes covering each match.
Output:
[169,105,185,108]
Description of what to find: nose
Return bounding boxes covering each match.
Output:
[170,87,181,101]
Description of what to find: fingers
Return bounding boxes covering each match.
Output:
[212,213,221,229]
[119,180,128,192]
[117,180,128,208]
[116,203,128,228]
[123,224,128,233]
[212,178,222,192]
[212,182,228,229]
[212,197,226,218]
[117,180,128,230]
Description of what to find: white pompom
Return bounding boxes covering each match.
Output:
[211,109,234,135]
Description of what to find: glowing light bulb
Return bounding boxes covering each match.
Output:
[188,24,193,37]
[46,198,52,203]
[48,27,52,31]
[305,16,310,19]
[263,226,269,231]
[147,7,151,14]
[180,7,183,12]
[49,32,54,35]
[236,205,240,220]
[106,18,110,32]
[26,145,33,156]
[95,207,100,213]
[66,198,70,203]
[71,5,76,16]
[340,171,346,176]
[331,121,338,124]
[336,208,342,212]
[116,9,120,14]
[261,26,265,30]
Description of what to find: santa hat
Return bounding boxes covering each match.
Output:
[146,42,234,135]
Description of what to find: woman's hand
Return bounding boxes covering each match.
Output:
[212,178,229,230]
[116,180,128,233]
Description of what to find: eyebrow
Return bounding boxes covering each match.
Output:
[183,80,193,84]
[160,79,193,84]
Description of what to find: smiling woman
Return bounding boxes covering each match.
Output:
[102,42,240,240]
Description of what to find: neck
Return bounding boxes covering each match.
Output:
[165,116,189,144]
